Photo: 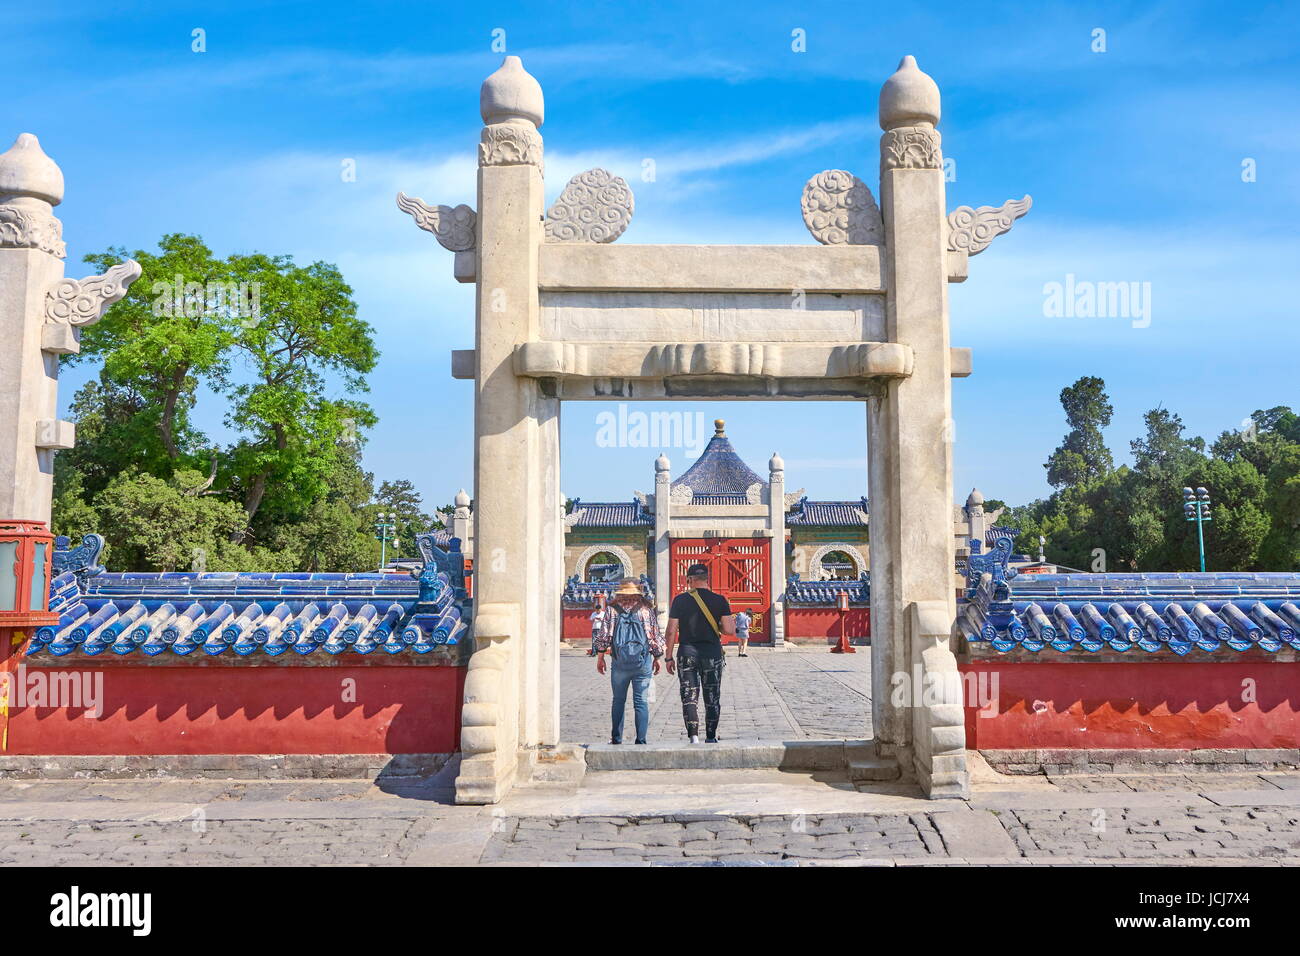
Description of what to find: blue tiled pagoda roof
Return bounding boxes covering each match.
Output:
[567,500,652,527]
[31,534,470,658]
[673,426,765,496]
[958,537,1300,656]
[786,498,871,527]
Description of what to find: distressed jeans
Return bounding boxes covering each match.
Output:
[610,658,653,744]
[677,650,724,739]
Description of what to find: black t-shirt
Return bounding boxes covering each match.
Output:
[669,588,732,657]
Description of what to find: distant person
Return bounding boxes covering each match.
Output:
[587,592,606,656]
[593,578,663,745]
[665,563,734,743]
[734,609,752,657]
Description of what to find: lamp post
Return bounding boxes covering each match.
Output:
[830,589,855,654]
[1183,486,1212,572]
[374,512,398,570]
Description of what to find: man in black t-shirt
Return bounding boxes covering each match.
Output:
[665,563,735,743]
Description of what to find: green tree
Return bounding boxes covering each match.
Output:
[220,254,377,540]
[1045,376,1114,489]
[76,235,233,462]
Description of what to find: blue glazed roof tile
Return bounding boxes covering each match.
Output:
[958,542,1300,656]
[567,500,652,527]
[786,498,871,527]
[673,428,765,496]
[32,550,470,658]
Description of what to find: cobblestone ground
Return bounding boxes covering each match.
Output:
[2,771,1298,865]
[560,644,871,743]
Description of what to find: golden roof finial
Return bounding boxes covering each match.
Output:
[714,418,725,436]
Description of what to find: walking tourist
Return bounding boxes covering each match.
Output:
[665,563,735,743]
[734,609,752,656]
[593,578,663,745]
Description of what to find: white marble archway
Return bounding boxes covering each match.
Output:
[574,544,633,581]
[809,543,867,579]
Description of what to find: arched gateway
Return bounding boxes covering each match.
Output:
[399,55,1030,804]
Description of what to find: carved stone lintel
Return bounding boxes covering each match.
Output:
[880,126,942,171]
[396,192,477,252]
[0,203,65,258]
[946,196,1032,255]
[800,170,882,245]
[44,260,142,327]
[479,123,543,170]
[544,168,634,243]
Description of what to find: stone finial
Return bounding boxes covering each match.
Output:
[879,55,940,130]
[769,451,785,473]
[966,487,984,508]
[480,56,544,128]
[655,453,670,474]
[714,418,726,436]
[0,133,64,205]
[454,488,471,508]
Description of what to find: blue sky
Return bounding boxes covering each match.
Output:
[9,0,1298,511]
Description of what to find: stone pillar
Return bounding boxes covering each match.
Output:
[0,134,138,526]
[964,488,986,545]
[767,452,786,645]
[456,57,550,804]
[653,453,672,629]
[870,57,966,796]
[451,488,472,549]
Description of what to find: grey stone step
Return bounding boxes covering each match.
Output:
[848,758,901,782]
[581,738,876,772]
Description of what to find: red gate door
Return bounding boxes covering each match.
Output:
[669,538,770,644]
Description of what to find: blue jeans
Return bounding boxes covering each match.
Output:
[610,657,652,744]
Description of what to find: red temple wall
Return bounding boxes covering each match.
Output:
[2,659,465,756]
[961,659,1300,750]
[784,607,870,641]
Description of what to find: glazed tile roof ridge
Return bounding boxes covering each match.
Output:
[786,498,871,526]
[784,574,870,605]
[672,431,765,496]
[959,565,1300,656]
[567,500,652,527]
[562,574,655,605]
[32,559,468,659]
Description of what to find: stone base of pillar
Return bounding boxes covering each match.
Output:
[907,601,970,800]
[454,753,518,805]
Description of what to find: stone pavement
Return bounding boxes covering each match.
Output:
[560,644,870,743]
[2,761,1299,866]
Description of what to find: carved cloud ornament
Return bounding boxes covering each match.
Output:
[44,260,142,326]
[946,196,1032,255]
[544,168,634,243]
[395,193,477,252]
[800,170,882,245]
